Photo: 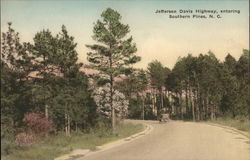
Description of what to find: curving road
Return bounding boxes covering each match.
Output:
[79,120,250,160]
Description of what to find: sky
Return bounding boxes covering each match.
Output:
[1,0,249,69]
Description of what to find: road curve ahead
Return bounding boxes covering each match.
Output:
[79,121,250,160]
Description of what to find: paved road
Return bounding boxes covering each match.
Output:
[79,121,250,160]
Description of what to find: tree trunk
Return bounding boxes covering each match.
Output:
[111,79,115,132]
[108,42,115,132]
[65,111,71,136]
[206,96,209,120]
[196,86,200,121]
[210,101,216,120]
[161,89,164,111]
[179,92,183,120]
[109,45,115,132]
[185,84,188,117]
[45,104,49,119]
[211,104,217,120]
[188,78,195,121]
[65,112,68,136]
[68,114,70,136]
[154,93,157,116]
[151,91,157,116]
[142,96,145,120]
[202,97,206,120]
[193,90,196,121]
[210,104,214,120]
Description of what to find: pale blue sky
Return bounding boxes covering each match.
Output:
[1,0,249,68]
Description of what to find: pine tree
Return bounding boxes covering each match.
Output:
[33,29,57,119]
[86,8,141,130]
[234,49,250,117]
[1,23,34,140]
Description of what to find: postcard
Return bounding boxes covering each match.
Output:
[1,0,249,160]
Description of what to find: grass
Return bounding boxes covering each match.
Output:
[2,122,144,160]
[208,117,250,136]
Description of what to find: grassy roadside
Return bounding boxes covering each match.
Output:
[208,117,250,137]
[2,122,144,160]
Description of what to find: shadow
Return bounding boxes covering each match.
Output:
[150,121,163,124]
[234,137,245,140]
[67,154,84,160]
[224,130,239,135]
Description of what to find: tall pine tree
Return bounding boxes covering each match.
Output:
[86,8,141,130]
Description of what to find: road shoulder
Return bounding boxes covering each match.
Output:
[204,122,250,139]
[54,121,153,160]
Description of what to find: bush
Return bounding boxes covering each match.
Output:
[15,132,35,147]
[23,112,54,137]
[14,112,54,147]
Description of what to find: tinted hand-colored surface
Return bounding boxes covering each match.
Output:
[1,0,249,69]
[80,121,250,160]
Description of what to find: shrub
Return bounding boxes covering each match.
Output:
[23,112,54,137]
[14,112,54,147]
[15,132,35,147]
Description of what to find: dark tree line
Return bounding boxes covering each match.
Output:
[1,8,141,142]
[165,51,249,121]
[118,50,249,122]
[1,23,97,140]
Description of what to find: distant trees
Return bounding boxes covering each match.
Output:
[116,69,148,119]
[86,8,141,130]
[147,60,170,119]
[167,53,224,120]
[234,50,250,117]
[166,50,250,121]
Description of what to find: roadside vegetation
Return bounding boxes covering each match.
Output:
[1,8,143,159]
[208,117,250,136]
[3,122,143,160]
